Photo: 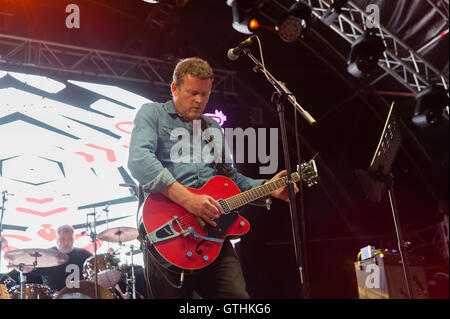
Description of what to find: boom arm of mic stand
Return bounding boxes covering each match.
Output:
[244,50,317,126]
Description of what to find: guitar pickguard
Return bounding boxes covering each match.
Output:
[206,211,239,238]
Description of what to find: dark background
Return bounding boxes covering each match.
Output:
[0,0,448,298]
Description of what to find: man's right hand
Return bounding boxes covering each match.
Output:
[161,182,221,227]
[182,193,221,227]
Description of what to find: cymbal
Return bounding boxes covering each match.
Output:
[4,248,69,268]
[98,227,138,243]
[0,236,7,249]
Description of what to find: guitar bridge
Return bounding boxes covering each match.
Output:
[147,216,189,245]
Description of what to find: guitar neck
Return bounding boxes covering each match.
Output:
[224,172,300,211]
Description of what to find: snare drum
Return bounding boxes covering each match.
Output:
[54,280,114,299]
[83,253,121,288]
[8,284,52,299]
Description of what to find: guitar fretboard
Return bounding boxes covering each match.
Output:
[224,172,300,211]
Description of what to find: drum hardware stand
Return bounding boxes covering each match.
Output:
[124,271,130,297]
[129,244,137,299]
[0,190,12,273]
[103,203,110,251]
[240,39,317,299]
[18,264,27,300]
[86,209,100,299]
[9,258,38,299]
[121,244,138,299]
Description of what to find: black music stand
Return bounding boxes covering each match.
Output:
[355,102,414,299]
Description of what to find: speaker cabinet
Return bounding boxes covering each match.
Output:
[354,254,429,299]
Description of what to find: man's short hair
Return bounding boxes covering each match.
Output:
[56,224,74,237]
[172,57,214,86]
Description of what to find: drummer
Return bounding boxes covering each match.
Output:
[38,224,92,291]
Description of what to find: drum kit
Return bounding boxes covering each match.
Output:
[1,226,143,299]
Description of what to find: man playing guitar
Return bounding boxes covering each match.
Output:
[128,57,300,299]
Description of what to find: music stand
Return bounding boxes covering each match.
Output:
[355,102,414,298]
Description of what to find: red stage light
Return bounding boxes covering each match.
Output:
[248,18,259,31]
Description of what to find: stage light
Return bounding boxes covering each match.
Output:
[248,18,260,31]
[227,0,261,35]
[277,2,312,43]
[321,0,347,25]
[412,86,449,128]
[347,31,385,78]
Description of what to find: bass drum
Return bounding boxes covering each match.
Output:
[54,280,115,299]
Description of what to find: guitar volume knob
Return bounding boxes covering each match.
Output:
[186,251,193,257]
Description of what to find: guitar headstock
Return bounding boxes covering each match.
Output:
[298,158,319,187]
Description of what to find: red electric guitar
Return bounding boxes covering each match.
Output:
[141,160,319,273]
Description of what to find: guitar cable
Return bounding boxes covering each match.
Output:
[142,248,154,299]
[141,233,187,299]
[146,247,185,289]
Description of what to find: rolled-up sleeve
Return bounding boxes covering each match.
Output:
[127,103,176,193]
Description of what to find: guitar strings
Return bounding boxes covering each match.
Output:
[173,176,291,229]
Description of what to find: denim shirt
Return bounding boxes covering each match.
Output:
[127,101,266,197]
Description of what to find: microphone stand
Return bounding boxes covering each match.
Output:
[241,48,317,299]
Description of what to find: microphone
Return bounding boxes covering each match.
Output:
[227,35,256,61]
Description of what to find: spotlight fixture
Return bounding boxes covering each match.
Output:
[347,31,385,78]
[227,0,261,35]
[321,0,347,25]
[412,86,449,128]
[277,2,312,43]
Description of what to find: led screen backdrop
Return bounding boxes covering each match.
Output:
[0,69,228,273]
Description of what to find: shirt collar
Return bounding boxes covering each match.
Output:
[163,100,178,115]
[163,100,209,125]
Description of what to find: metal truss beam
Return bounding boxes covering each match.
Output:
[0,33,238,96]
[263,0,449,95]
[299,0,449,94]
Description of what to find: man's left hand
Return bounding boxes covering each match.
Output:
[268,170,299,202]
